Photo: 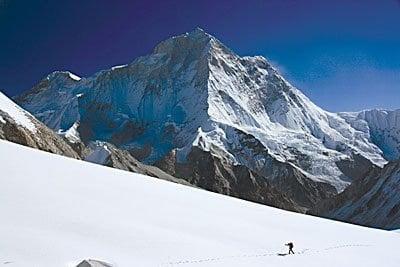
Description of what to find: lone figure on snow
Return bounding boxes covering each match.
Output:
[285,242,295,254]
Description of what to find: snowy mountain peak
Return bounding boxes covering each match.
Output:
[186,27,213,40]
[191,26,208,35]
[15,29,398,206]
[153,28,214,60]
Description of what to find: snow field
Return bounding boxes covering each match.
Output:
[1,140,399,266]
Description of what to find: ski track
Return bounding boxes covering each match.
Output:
[161,244,371,266]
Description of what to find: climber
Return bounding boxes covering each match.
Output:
[285,242,295,254]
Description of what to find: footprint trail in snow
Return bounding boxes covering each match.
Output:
[161,244,371,266]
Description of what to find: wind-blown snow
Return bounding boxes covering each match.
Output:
[0,91,36,132]
[0,139,399,267]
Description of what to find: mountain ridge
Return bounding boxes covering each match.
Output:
[312,160,400,230]
[14,28,399,210]
[0,90,192,187]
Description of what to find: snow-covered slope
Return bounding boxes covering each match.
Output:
[15,28,396,209]
[1,139,399,267]
[0,91,80,158]
[0,91,36,132]
[312,160,400,230]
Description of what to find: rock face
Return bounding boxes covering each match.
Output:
[156,147,300,212]
[0,91,188,187]
[156,131,336,211]
[1,87,299,212]
[15,28,399,210]
[0,91,80,158]
[311,160,400,230]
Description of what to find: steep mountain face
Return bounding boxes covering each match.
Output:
[312,160,400,230]
[339,109,400,161]
[0,91,189,186]
[1,87,297,212]
[16,28,393,209]
[156,129,336,210]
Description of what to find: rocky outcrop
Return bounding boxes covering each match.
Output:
[335,153,376,181]
[76,259,113,267]
[0,112,79,158]
[0,92,80,159]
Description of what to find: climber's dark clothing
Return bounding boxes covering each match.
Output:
[286,242,294,254]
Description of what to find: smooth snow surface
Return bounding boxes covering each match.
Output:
[1,139,399,267]
[0,92,36,132]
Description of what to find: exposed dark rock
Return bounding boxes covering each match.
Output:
[310,161,400,230]
[224,128,337,209]
[336,153,376,181]
[0,110,80,159]
[156,147,302,212]
[76,259,113,267]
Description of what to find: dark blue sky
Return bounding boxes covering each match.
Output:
[1,0,399,111]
